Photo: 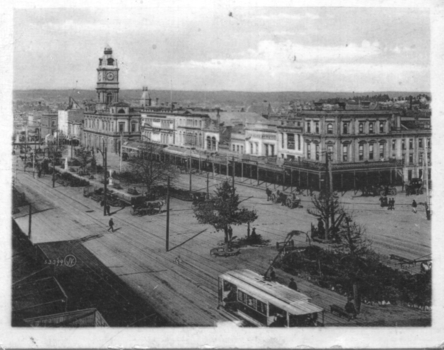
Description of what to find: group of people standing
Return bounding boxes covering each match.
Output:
[379,196,396,210]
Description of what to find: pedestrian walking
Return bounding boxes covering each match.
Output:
[106,204,111,216]
[412,200,417,213]
[392,198,395,210]
[288,278,298,291]
[108,218,114,232]
[269,267,276,281]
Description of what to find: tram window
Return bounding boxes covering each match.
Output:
[223,281,234,291]
[289,313,318,327]
[269,304,285,318]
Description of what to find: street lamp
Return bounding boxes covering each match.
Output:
[189,147,196,192]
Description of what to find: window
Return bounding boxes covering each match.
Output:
[359,144,364,160]
[106,93,113,105]
[379,121,385,133]
[427,138,430,149]
[241,146,244,153]
[379,143,384,159]
[315,121,320,134]
[307,121,311,133]
[343,145,348,161]
[282,133,285,148]
[409,153,413,164]
[343,122,349,134]
[392,139,396,150]
[358,122,364,134]
[419,152,423,164]
[327,145,333,156]
[297,134,301,150]
[419,139,423,148]
[237,145,240,153]
[107,58,114,65]
[409,139,413,149]
[307,145,311,159]
[369,144,374,160]
[206,136,211,149]
[131,122,137,132]
[402,139,405,150]
[119,122,125,133]
[287,134,295,150]
[327,123,333,134]
[232,145,235,152]
[315,144,320,161]
[369,123,374,134]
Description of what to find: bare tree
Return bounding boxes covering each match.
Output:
[307,192,344,240]
[126,142,178,195]
[333,216,373,313]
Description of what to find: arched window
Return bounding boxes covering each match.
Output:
[327,123,333,134]
[106,93,113,105]
[211,137,217,150]
[206,136,211,150]
[118,108,125,114]
[107,58,114,65]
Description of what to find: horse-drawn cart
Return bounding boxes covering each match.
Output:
[266,188,302,209]
[130,199,164,216]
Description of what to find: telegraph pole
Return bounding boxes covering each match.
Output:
[232,156,235,189]
[206,172,210,199]
[52,144,56,188]
[166,176,170,251]
[28,203,32,239]
[103,139,107,216]
[189,152,192,192]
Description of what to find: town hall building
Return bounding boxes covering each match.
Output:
[83,46,141,153]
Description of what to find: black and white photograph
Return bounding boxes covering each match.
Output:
[2,0,444,348]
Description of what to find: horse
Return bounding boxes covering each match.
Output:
[265,187,272,201]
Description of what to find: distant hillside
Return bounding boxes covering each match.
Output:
[13,89,430,111]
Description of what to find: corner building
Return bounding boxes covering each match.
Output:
[83,47,141,153]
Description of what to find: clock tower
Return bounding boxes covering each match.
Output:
[96,46,119,109]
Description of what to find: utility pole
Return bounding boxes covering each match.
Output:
[189,151,192,192]
[103,139,107,216]
[232,156,235,189]
[52,145,56,188]
[166,176,170,251]
[119,131,123,173]
[327,151,334,240]
[206,172,210,199]
[28,203,32,238]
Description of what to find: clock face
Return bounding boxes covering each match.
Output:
[107,72,114,81]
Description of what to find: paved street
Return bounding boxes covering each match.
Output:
[13,154,431,326]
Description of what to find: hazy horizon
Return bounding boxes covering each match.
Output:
[14,6,430,92]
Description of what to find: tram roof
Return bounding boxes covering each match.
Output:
[221,269,323,315]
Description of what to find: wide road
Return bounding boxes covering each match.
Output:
[14,157,431,326]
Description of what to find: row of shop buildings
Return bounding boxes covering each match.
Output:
[19,46,432,191]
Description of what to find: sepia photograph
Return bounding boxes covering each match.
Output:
[2,0,444,348]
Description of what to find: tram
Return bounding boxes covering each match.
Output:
[218,269,324,327]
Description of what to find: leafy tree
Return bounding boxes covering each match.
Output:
[126,142,178,194]
[193,180,257,251]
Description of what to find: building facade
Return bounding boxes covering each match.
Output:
[82,47,141,153]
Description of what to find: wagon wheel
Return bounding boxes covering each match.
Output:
[286,198,293,208]
[271,193,277,203]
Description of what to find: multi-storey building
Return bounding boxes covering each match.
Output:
[83,47,141,153]
[40,113,58,140]
[276,116,304,161]
[295,108,431,188]
[58,97,84,143]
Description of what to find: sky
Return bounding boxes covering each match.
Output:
[13,6,431,92]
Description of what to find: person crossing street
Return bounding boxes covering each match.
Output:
[108,218,115,232]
